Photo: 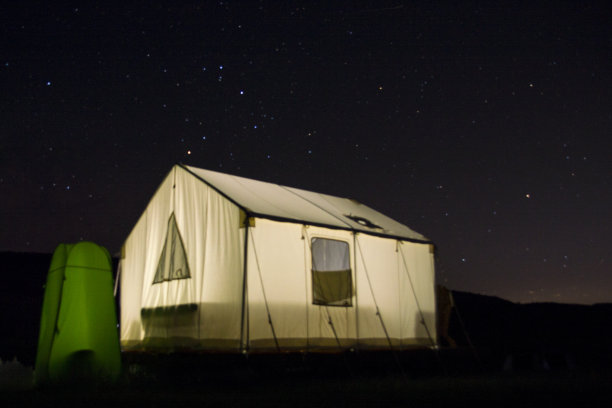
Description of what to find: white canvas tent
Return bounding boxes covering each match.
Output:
[119,164,437,353]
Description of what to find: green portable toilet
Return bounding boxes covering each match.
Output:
[35,242,121,384]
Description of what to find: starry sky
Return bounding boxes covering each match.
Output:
[1,1,611,304]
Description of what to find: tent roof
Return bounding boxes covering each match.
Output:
[181,164,432,243]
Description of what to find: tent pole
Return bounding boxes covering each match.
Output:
[353,232,359,352]
[114,260,121,297]
[250,228,281,352]
[239,216,250,353]
[301,225,310,352]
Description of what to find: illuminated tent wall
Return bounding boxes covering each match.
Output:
[119,164,437,352]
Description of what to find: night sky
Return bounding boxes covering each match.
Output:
[1,2,610,304]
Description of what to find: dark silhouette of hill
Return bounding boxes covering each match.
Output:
[0,252,51,365]
[447,290,612,371]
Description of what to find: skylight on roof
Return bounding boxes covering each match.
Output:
[344,214,382,229]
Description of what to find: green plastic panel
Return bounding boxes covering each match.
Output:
[35,242,121,384]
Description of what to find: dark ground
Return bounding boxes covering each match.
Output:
[3,372,612,407]
[1,251,611,406]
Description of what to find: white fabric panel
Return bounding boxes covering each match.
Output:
[119,213,147,342]
[303,226,357,347]
[398,241,437,344]
[141,170,184,313]
[185,165,430,242]
[121,169,174,343]
[246,220,308,346]
[175,167,243,342]
[354,234,401,343]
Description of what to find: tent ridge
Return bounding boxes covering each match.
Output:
[178,163,251,215]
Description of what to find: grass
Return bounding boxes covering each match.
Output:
[2,358,611,407]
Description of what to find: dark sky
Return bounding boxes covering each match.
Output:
[1,1,610,304]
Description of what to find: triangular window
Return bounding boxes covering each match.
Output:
[153,213,191,284]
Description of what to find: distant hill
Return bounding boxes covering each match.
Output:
[446,290,612,370]
[448,290,612,349]
[0,252,51,365]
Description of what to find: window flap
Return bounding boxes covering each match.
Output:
[311,238,352,306]
[153,213,191,284]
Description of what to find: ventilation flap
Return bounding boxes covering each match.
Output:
[153,213,191,284]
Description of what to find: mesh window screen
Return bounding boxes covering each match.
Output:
[311,238,352,306]
[153,213,191,284]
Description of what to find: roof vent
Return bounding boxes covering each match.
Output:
[344,214,382,229]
